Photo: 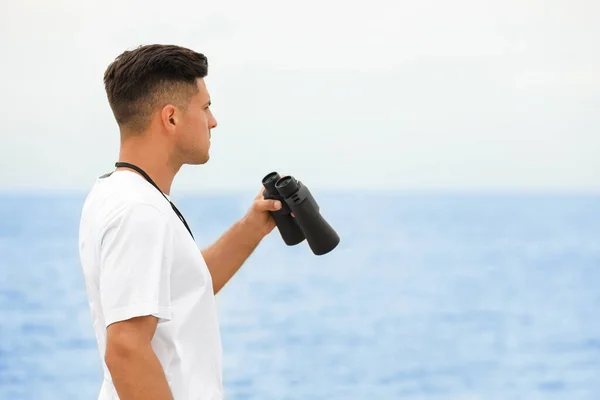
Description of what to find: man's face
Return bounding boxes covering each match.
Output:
[176,78,217,165]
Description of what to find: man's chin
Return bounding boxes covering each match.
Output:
[188,154,210,165]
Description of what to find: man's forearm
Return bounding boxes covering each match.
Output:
[201,218,265,294]
[106,343,173,400]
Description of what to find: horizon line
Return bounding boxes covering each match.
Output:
[0,186,598,197]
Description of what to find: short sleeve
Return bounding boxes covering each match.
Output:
[99,203,173,327]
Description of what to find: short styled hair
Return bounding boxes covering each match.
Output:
[103,44,208,132]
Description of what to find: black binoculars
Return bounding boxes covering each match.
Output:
[261,172,340,255]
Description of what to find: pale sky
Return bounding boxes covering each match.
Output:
[1,0,598,192]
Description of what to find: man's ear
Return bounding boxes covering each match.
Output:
[161,104,177,133]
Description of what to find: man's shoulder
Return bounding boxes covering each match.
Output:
[80,171,171,231]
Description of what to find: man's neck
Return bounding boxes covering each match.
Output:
[116,150,179,195]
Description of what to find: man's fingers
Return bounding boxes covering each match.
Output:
[255,199,282,211]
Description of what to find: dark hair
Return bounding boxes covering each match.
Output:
[103,44,208,132]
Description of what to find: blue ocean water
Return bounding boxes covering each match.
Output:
[0,191,598,399]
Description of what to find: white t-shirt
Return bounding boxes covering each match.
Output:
[78,169,223,400]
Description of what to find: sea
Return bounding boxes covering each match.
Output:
[0,191,598,400]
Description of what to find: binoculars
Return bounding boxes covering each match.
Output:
[262,172,340,255]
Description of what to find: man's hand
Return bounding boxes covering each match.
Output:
[240,187,284,238]
[105,316,173,400]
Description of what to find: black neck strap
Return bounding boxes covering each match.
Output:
[115,162,194,240]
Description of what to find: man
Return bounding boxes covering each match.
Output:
[78,44,283,400]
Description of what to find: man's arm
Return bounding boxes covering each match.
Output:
[201,189,282,294]
[98,203,174,398]
[105,316,173,400]
[201,218,265,294]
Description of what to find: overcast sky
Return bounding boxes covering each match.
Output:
[1,0,598,193]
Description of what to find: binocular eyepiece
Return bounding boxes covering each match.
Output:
[262,172,340,256]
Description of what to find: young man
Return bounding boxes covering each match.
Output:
[78,44,283,400]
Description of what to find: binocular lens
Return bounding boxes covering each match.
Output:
[274,176,298,197]
[262,172,279,186]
